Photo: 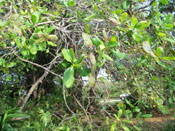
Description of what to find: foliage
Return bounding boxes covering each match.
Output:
[0,0,174,130]
[0,108,29,131]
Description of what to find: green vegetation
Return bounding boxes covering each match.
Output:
[0,0,174,130]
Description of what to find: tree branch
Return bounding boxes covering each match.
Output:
[20,56,60,111]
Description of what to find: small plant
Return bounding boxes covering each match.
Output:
[38,109,51,127]
[0,108,29,131]
[110,104,141,131]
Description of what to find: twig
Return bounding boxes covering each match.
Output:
[133,0,155,14]
[63,85,74,114]
[15,54,62,79]
[20,56,58,111]
[73,95,89,120]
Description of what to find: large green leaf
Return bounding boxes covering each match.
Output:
[132,33,142,42]
[162,57,175,61]
[121,0,130,10]
[30,47,37,55]
[136,21,151,30]
[162,24,173,30]
[120,12,128,22]
[132,16,138,27]
[0,58,6,67]
[107,35,120,48]
[21,48,29,57]
[63,67,75,88]
[155,47,163,57]
[95,36,105,51]
[69,48,76,63]
[91,37,101,46]
[62,49,72,63]
[31,12,40,24]
[68,0,75,7]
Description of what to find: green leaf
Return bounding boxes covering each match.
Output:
[155,58,166,68]
[84,13,96,22]
[21,48,29,57]
[33,34,40,39]
[93,4,98,11]
[159,0,169,5]
[121,124,130,131]
[107,35,120,48]
[115,61,125,69]
[46,26,55,34]
[73,114,77,123]
[162,57,175,61]
[121,0,130,10]
[158,32,166,37]
[136,21,151,30]
[82,33,93,47]
[68,0,75,7]
[132,33,142,42]
[122,120,133,124]
[78,66,91,76]
[162,24,173,30]
[62,49,72,63]
[91,37,101,46]
[31,12,40,24]
[47,41,57,47]
[77,54,87,64]
[8,113,30,120]
[142,114,152,118]
[133,125,141,131]
[85,24,90,34]
[8,62,16,68]
[118,109,123,119]
[155,47,163,57]
[103,54,113,61]
[168,97,172,104]
[112,49,128,60]
[95,36,105,51]
[69,48,75,62]
[132,16,138,27]
[114,114,120,121]
[116,9,123,14]
[30,47,37,55]
[38,41,47,51]
[0,58,6,67]
[63,0,68,7]
[110,121,117,131]
[63,67,75,88]
[120,12,128,22]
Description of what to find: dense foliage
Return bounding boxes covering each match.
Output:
[0,0,174,130]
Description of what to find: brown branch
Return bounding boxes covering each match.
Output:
[20,56,58,111]
[133,0,155,14]
[15,54,62,79]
